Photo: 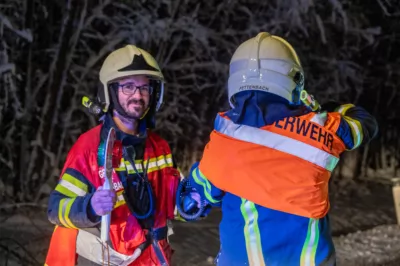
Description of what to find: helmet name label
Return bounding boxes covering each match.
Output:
[239,85,269,92]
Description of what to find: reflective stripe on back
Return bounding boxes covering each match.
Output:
[215,115,339,172]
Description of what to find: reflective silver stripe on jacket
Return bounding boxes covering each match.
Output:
[214,114,339,172]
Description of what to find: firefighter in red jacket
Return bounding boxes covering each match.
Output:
[45,45,180,265]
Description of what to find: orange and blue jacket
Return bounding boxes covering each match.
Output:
[188,92,378,266]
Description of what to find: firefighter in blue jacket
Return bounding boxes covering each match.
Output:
[177,32,378,266]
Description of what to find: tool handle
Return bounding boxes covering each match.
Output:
[100,176,113,242]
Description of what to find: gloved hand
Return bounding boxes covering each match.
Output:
[183,192,202,212]
[90,186,117,216]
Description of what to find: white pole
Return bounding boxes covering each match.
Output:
[101,127,116,242]
[392,178,400,226]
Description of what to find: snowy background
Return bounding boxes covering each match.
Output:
[1,0,400,265]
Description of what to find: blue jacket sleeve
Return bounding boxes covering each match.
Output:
[323,102,379,150]
[188,161,224,207]
[47,148,101,228]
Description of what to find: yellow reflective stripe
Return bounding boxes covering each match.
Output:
[116,154,173,174]
[55,184,78,198]
[192,167,220,204]
[343,116,363,149]
[62,173,88,192]
[115,159,144,172]
[146,154,172,163]
[117,154,173,168]
[58,198,68,227]
[335,104,355,115]
[55,173,88,197]
[174,212,187,222]
[63,198,77,229]
[300,218,320,266]
[240,199,265,266]
[57,179,86,196]
[147,159,173,173]
[58,198,77,229]
[123,169,142,174]
[114,190,126,209]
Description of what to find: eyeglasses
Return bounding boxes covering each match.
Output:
[117,83,153,96]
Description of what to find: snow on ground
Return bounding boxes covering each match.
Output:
[334,225,400,266]
[0,180,399,266]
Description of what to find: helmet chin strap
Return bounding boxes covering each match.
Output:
[140,107,150,119]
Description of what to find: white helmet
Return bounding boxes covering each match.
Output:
[228,32,304,107]
[99,45,164,113]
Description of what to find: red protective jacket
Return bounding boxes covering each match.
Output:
[45,116,180,266]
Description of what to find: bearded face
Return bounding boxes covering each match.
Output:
[114,75,151,119]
